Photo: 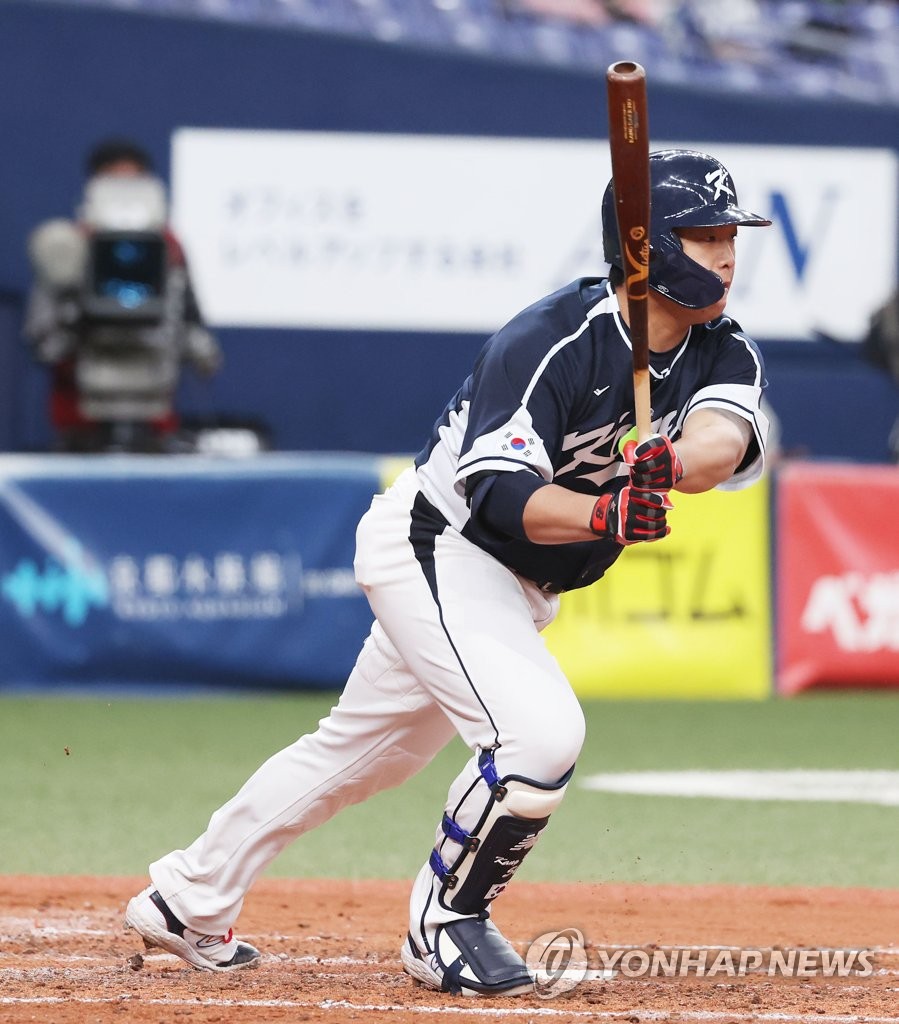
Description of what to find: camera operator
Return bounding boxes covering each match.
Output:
[23,138,222,453]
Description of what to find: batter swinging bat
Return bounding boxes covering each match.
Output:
[606,60,651,444]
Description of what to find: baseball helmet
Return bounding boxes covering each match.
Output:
[602,149,771,309]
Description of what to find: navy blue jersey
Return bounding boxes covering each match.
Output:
[414,277,768,593]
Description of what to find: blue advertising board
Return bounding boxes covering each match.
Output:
[0,454,380,690]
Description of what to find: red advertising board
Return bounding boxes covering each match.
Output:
[777,462,899,693]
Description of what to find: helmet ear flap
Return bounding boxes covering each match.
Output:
[649,233,726,310]
[601,179,621,268]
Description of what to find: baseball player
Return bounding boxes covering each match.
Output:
[125,150,771,995]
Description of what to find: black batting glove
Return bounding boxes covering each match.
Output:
[624,434,684,491]
[589,487,671,545]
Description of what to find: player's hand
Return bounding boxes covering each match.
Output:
[589,487,671,545]
[623,434,684,491]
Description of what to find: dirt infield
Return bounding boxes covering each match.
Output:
[1,875,896,1023]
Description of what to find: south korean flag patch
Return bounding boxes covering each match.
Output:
[501,431,536,458]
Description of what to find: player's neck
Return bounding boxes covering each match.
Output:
[614,285,688,353]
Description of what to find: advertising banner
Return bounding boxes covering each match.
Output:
[172,130,896,342]
[776,463,899,693]
[0,454,378,690]
[542,480,772,699]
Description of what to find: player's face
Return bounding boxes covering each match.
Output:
[675,225,738,320]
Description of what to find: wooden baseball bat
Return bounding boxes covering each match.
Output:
[606,60,652,444]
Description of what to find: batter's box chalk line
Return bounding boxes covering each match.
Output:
[3,997,899,1023]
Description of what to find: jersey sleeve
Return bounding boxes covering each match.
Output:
[681,328,769,490]
[453,299,589,497]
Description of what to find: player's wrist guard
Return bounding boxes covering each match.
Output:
[590,487,671,545]
[624,434,684,491]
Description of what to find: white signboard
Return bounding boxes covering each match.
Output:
[171,130,897,341]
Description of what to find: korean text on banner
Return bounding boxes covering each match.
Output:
[777,463,899,693]
[543,479,772,699]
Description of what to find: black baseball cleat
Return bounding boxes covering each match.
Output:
[401,917,534,996]
[124,885,261,972]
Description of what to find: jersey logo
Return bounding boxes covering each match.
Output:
[556,410,679,487]
[556,418,631,487]
[593,386,610,397]
[705,168,735,202]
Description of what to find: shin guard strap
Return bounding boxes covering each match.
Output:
[429,848,457,888]
[477,748,507,800]
[441,813,480,851]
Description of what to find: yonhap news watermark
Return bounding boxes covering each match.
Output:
[526,929,875,998]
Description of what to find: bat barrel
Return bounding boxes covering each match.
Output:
[606,59,652,440]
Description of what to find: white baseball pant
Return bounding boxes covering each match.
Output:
[150,467,586,933]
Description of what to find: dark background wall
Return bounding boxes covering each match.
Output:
[1,1,896,460]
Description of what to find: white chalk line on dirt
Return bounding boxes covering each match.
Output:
[2,966,896,990]
[2,947,898,974]
[2,918,896,958]
[320,1003,899,1023]
[2,996,899,1024]
[0,952,384,967]
[2,943,898,980]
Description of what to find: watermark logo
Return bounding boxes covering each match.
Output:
[526,928,589,998]
[594,947,874,979]
[525,933,875,998]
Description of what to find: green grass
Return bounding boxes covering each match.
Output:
[2,692,897,888]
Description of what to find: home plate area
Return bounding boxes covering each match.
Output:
[0,876,896,1024]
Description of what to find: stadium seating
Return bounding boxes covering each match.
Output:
[33,0,899,104]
